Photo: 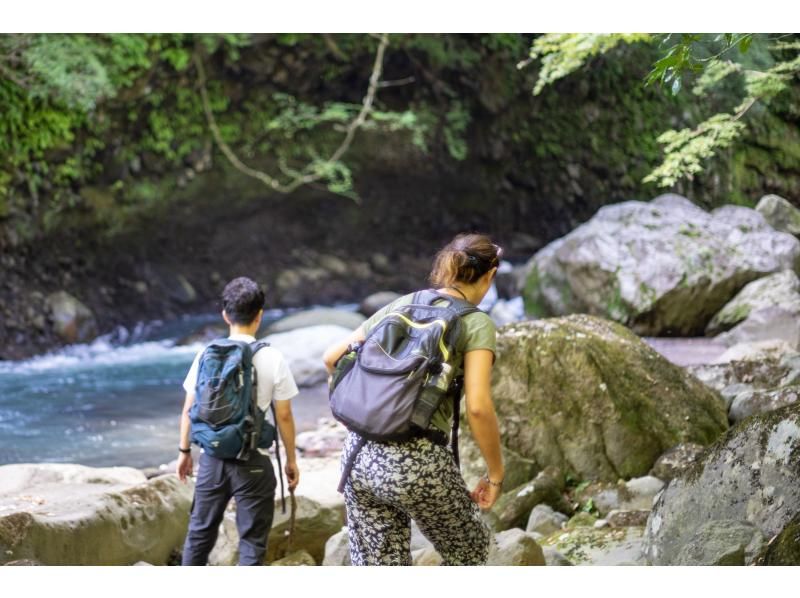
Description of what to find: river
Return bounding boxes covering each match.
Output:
[0,310,333,469]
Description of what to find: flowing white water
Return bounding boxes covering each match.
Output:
[0,308,336,469]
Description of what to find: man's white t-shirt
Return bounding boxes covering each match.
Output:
[183,333,299,410]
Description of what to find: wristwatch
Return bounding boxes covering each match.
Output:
[178,446,191,454]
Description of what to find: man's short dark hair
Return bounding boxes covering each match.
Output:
[222,277,265,325]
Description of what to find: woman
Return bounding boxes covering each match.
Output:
[323,233,505,566]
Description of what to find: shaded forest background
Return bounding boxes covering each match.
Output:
[1,33,798,357]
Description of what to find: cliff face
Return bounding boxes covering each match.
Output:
[1,34,798,358]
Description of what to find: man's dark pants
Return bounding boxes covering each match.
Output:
[182,451,277,565]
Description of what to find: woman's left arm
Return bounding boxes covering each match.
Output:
[323,326,366,373]
[463,348,504,510]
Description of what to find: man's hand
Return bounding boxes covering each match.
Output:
[285,461,299,492]
[177,452,193,482]
[470,477,502,511]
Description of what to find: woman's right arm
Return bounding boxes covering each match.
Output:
[323,326,366,373]
[463,348,504,510]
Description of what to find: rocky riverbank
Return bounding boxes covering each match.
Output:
[5,193,800,565]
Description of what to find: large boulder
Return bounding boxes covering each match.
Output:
[492,316,729,481]
[263,325,353,387]
[643,402,800,565]
[45,291,98,344]
[756,194,800,237]
[0,464,192,565]
[264,308,365,335]
[524,194,800,335]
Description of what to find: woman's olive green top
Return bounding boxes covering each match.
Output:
[361,291,497,435]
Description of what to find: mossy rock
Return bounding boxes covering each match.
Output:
[756,510,800,565]
[644,402,800,565]
[492,315,729,482]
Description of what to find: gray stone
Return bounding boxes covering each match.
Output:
[674,520,765,565]
[45,291,98,344]
[358,291,402,317]
[755,510,800,565]
[271,550,316,566]
[584,486,622,517]
[622,476,665,510]
[526,504,569,536]
[322,527,351,566]
[266,496,345,564]
[412,547,443,566]
[489,297,525,327]
[542,547,573,565]
[713,340,797,364]
[410,520,434,551]
[211,495,345,565]
[265,308,365,335]
[566,512,598,529]
[0,464,192,565]
[541,526,647,566]
[492,316,728,482]
[729,385,800,423]
[756,194,800,237]
[707,270,800,337]
[524,194,800,335]
[487,529,545,566]
[716,307,800,349]
[295,419,349,457]
[650,443,706,482]
[488,468,570,531]
[263,325,353,387]
[644,402,800,565]
[607,509,651,528]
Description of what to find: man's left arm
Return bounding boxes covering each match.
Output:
[275,400,298,491]
[177,391,195,482]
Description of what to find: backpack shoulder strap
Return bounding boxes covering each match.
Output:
[426,289,481,319]
[251,340,270,356]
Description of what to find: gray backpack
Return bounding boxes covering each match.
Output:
[329,289,479,492]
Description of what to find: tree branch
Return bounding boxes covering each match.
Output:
[321,34,347,62]
[194,33,391,197]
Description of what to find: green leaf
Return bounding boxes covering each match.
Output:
[738,35,753,54]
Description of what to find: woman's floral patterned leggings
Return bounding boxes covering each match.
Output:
[341,432,491,566]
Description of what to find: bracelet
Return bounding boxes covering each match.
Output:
[178,447,191,454]
[482,474,503,488]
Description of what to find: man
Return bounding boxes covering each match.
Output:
[177,276,300,565]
